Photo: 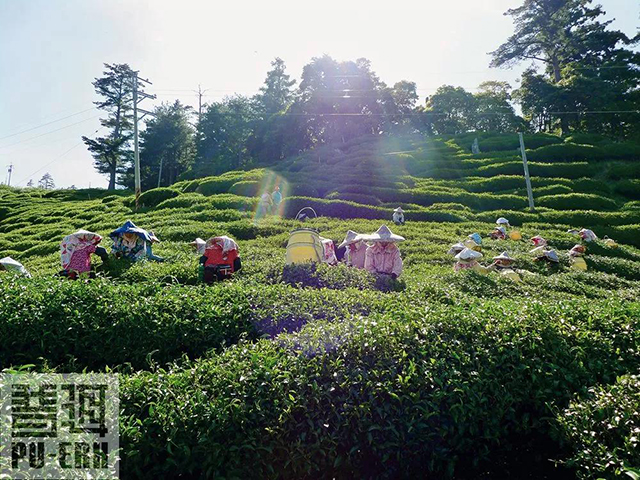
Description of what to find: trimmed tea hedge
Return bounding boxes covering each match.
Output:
[556,375,640,480]
[119,299,640,479]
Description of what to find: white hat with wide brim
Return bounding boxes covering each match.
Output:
[394,207,404,213]
[361,225,405,243]
[338,230,364,248]
[448,242,465,255]
[455,248,483,261]
[493,251,515,261]
[496,217,510,225]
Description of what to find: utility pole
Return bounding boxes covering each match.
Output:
[193,85,209,122]
[131,72,156,209]
[157,158,163,188]
[518,133,535,212]
[7,164,13,186]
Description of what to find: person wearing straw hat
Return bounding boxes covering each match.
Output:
[489,226,507,240]
[363,225,404,278]
[489,251,521,282]
[496,217,510,227]
[579,228,598,243]
[453,248,486,273]
[531,235,547,248]
[392,207,405,226]
[603,236,618,248]
[531,246,559,264]
[447,241,465,256]
[339,230,367,269]
[0,257,31,278]
[568,244,587,271]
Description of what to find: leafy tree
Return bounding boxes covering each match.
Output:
[26,179,33,188]
[136,101,195,188]
[295,55,392,145]
[194,95,258,176]
[474,81,524,133]
[391,81,419,115]
[423,85,477,134]
[82,63,144,189]
[38,173,55,190]
[491,0,639,135]
[255,57,296,115]
[248,58,300,163]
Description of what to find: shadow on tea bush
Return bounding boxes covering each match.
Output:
[555,375,640,480]
[277,262,376,290]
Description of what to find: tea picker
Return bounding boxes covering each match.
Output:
[338,230,366,269]
[110,220,163,262]
[0,256,31,277]
[192,236,242,284]
[59,230,107,279]
[362,225,404,279]
[392,207,405,225]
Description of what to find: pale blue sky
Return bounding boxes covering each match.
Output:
[0,0,637,188]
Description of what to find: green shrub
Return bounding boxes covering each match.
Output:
[533,184,573,196]
[556,375,640,480]
[155,193,209,209]
[277,263,376,290]
[536,193,618,211]
[564,133,612,145]
[602,142,640,160]
[615,180,640,200]
[119,299,640,478]
[527,143,606,162]
[229,180,261,197]
[325,192,382,206]
[138,188,180,207]
[608,162,640,180]
[0,277,256,370]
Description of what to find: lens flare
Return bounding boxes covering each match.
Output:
[252,170,289,223]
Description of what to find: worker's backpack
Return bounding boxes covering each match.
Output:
[286,229,325,265]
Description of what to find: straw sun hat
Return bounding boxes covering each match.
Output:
[455,248,483,261]
[361,225,405,243]
[338,230,363,249]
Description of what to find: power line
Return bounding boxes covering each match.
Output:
[0,107,97,141]
[0,114,102,151]
[14,126,104,187]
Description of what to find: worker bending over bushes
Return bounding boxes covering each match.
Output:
[192,236,242,284]
[59,230,108,279]
[110,220,164,262]
[338,230,366,269]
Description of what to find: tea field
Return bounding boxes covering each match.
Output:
[1,131,639,479]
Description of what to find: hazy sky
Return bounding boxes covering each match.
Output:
[0,0,637,188]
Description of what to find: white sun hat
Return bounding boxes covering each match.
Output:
[447,242,465,255]
[338,230,363,248]
[455,248,483,261]
[496,217,510,226]
[362,225,405,243]
[544,249,559,262]
[0,257,31,277]
[394,207,404,213]
[493,251,515,262]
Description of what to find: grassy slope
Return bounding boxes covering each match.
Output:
[0,131,639,479]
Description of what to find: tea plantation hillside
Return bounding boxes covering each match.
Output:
[164,131,640,245]
[0,131,639,479]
